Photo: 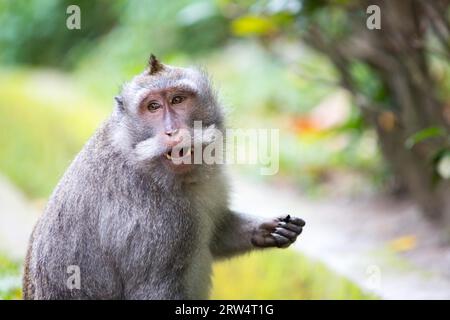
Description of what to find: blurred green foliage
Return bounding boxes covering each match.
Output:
[0,0,230,73]
[405,126,447,150]
[349,62,390,107]
[0,254,21,300]
[0,69,104,197]
[0,0,125,68]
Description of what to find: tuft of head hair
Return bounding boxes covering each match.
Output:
[148,54,164,75]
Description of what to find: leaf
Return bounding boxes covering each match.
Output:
[231,15,277,36]
[404,126,446,149]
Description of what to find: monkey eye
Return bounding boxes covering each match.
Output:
[147,102,161,112]
[171,96,185,105]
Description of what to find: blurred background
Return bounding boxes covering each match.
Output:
[0,0,449,299]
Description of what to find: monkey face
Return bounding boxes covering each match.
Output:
[137,86,196,173]
[112,55,223,175]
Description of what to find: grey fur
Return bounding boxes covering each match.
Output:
[22,60,304,300]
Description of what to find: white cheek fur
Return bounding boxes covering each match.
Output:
[134,136,165,162]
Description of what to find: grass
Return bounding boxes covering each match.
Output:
[0,67,374,300]
[212,249,375,299]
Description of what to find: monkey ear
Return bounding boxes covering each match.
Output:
[148,54,164,75]
[114,95,124,112]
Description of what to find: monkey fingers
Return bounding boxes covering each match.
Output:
[252,216,305,249]
[251,232,290,248]
[270,233,291,248]
[259,220,279,231]
[274,227,298,241]
[277,215,305,226]
[251,233,278,247]
[277,221,303,234]
[288,217,306,227]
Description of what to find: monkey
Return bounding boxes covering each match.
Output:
[22,55,305,300]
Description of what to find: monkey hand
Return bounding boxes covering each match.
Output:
[251,215,305,249]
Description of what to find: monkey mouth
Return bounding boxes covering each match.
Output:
[162,146,194,174]
[164,146,192,160]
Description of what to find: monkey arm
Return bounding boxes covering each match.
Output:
[210,211,305,260]
[210,211,260,260]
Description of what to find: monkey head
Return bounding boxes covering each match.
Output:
[110,55,224,175]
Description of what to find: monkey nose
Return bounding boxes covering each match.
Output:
[165,128,179,136]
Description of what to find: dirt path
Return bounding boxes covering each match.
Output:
[1,173,450,299]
